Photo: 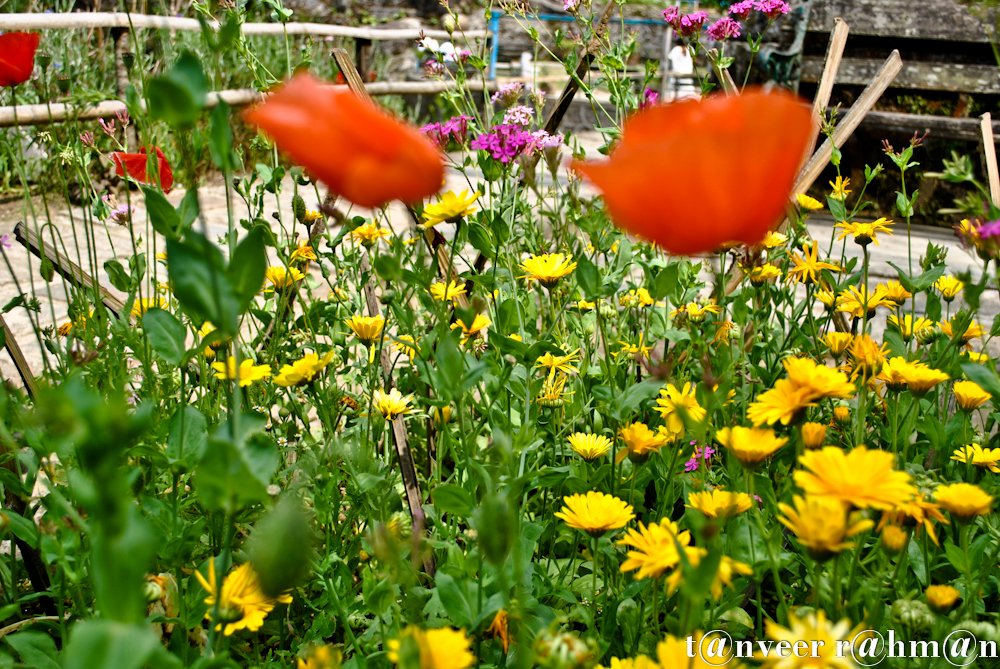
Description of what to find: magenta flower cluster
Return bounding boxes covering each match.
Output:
[707,17,742,41]
[471,126,564,163]
[684,442,716,472]
[419,115,472,148]
[664,0,790,37]
[491,81,524,108]
[662,7,709,37]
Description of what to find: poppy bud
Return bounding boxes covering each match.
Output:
[121,51,135,72]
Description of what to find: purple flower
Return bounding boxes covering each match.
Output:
[755,0,790,20]
[420,122,444,147]
[640,88,659,109]
[503,104,534,126]
[109,205,134,227]
[98,117,115,137]
[729,0,755,20]
[683,457,699,472]
[678,11,709,37]
[424,60,446,78]
[80,131,95,147]
[564,0,581,10]
[526,129,564,153]
[491,81,524,108]
[662,6,681,30]
[0,234,10,249]
[707,17,742,41]
[977,219,1000,239]
[471,124,532,163]
[441,114,472,145]
[115,108,130,128]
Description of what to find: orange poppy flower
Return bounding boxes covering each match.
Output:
[243,73,443,209]
[110,147,174,193]
[0,32,41,88]
[572,89,812,256]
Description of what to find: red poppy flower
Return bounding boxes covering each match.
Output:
[243,73,443,209]
[572,89,812,256]
[0,32,41,88]
[111,147,174,193]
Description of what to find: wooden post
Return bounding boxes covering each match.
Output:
[981,112,1000,208]
[1,315,38,398]
[543,2,617,135]
[330,48,435,575]
[355,38,373,83]
[792,50,903,201]
[799,18,849,174]
[708,48,738,96]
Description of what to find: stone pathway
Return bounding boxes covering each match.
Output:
[1,132,995,386]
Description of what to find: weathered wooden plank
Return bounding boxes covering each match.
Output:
[13,222,126,318]
[0,314,38,398]
[802,57,1000,94]
[807,0,989,42]
[800,18,850,173]
[859,109,1000,142]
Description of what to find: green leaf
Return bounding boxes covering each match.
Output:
[435,572,474,628]
[960,361,1000,398]
[177,188,200,234]
[363,569,395,616]
[146,50,207,128]
[886,261,917,294]
[104,259,131,292]
[7,632,60,669]
[225,227,267,314]
[373,254,402,284]
[142,187,182,240]
[62,621,166,669]
[826,195,847,222]
[249,497,314,598]
[577,255,599,298]
[468,222,494,259]
[142,309,187,366]
[944,541,970,574]
[166,405,208,469]
[208,101,234,171]
[167,232,239,336]
[4,509,39,548]
[432,484,475,517]
[652,264,678,300]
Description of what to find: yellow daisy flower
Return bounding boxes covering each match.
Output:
[655,383,706,440]
[934,482,993,520]
[794,446,917,510]
[351,221,391,247]
[274,350,337,387]
[951,444,1000,473]
[834,217,894,246]
[880,280,912,306]
[345,314,386,346]
[829,175,852,201]
[422,189,482,227]
[787,241,840,285]
[935,275,964,301]
[686,489,753,519]
[264,266,305,292]
[953,380,991,411]
[796,193,824,210]
[195,560,292,636]
[519,253,577,288]
[298,646,341,669]
[555,491,634,537]
[617,422,669,463]
[778,494,873,561]
[926,585,961,614]
[665,551,752,601]
[823,332,854,357]
[429,280,467,303]
[372,388,415,420]
[715,426,787,470]
[618,518,691,579]
[451,313,491,343]
[211,357,272,386]
[567,433,612,461]
[758,610,857,668]
[387,626,474,669]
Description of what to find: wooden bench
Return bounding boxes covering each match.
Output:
[801,0,999,95]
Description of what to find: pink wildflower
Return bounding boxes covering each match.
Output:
[755,0,790,20]
[678,11,709,37]
[707,17,741,40]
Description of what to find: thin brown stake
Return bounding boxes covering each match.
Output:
[798,18,850,174]
[543,2,617,135]
[981,112,1000,208]
[331,48,435,575]
[0,314,38,398]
